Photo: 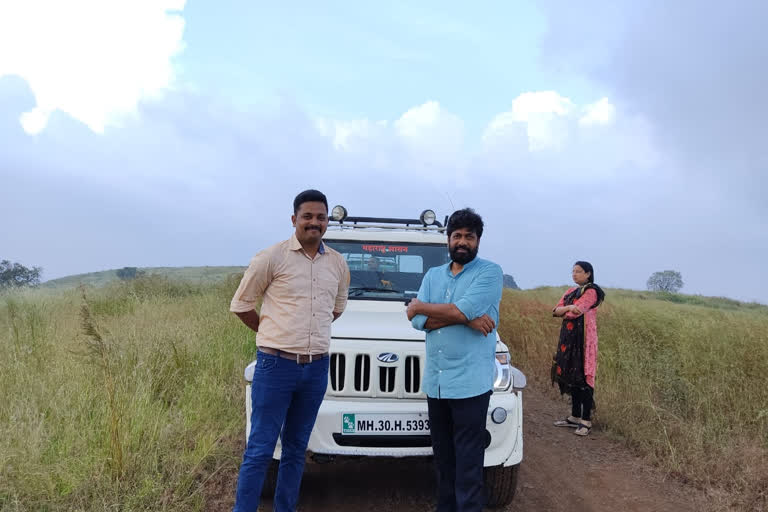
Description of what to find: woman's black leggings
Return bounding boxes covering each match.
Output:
[571,385,594,421]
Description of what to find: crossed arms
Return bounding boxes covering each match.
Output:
[407,264,503,336]
[552,288,597,318]
[552,304,583,317]
[407,299,496,335]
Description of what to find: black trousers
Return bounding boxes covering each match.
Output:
[571,385,594,421]
[427,391,491,512]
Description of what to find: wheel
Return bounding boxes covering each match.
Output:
[260,458,279,498]
[484,463,519,508]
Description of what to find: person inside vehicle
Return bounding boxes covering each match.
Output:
[367,256,393,288]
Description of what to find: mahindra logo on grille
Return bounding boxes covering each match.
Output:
[377,353,399,364]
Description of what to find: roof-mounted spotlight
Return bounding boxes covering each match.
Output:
[331,205,348,222]
[420,209,437,226]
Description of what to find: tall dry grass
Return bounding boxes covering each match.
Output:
[499,287,768,511]
[0,276,253,511]
[1,279,767,510]
[78,288,124,480]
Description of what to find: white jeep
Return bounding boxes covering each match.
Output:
[244,208,526,507]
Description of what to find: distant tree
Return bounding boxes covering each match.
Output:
[0,260,42,289]
[502,274,520,290]
[647,270,684,293]
[116,267,144,280]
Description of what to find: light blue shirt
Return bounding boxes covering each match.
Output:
[411,257,504,399]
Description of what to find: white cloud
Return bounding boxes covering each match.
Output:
[483,91,576,151]
[483,92,623,153]
[316,101,465,172]
[508,91,575,121]
[315,118,389,151]
[579,97,616,126]
[315,93,655,182]
[394,100,464,159]
[478,91,659,177]
[0,0,186,134]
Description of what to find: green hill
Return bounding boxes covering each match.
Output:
[43,266,246,289]
[528,285,767,312]
[44,268,766,312]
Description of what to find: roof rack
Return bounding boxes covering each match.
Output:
[328,206,447,231]
[335,216,443,228]
[328,221,446,232]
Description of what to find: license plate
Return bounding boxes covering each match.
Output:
[341,413,430,435]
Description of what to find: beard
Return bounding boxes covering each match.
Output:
[449,244,478,265]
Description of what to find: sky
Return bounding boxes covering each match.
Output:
[1,0,766,303]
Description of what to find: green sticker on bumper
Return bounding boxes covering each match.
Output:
[342,413,356,434]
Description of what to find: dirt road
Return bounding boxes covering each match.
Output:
[206,388,707,511]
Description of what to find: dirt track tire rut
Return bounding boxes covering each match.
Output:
[206,387,710,511]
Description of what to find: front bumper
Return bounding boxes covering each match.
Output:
[247,387,524,468]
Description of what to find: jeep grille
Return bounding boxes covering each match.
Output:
[328,349,424,398]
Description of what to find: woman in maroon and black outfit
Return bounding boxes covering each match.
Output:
[551,261,605,436]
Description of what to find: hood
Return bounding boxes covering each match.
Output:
[331,300,425,341]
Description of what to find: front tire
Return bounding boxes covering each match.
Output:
[484,463,519,508]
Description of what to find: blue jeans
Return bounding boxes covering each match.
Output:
[234,350,329,512]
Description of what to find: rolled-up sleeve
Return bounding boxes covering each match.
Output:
[411,269,432,331]
[334,259,350,314]
[229,250,272,313]
[454,263,503,322]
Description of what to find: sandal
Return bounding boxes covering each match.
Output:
[574,420,592,436]
[553,416,581,428]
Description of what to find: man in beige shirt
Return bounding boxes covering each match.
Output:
[231,189,349,512]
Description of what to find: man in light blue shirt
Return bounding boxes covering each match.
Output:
[406,208,503,512]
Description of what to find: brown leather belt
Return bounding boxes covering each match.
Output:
[259,346,329,364]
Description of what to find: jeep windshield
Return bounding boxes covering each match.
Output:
[323,240,450,301]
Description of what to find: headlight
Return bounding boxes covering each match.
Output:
[331,205,348,221]
[420,209,436,225]
[493,352,512,391]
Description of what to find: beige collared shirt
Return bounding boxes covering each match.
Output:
[230,233,350,355]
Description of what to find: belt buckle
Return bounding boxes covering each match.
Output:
[296,353,313,364]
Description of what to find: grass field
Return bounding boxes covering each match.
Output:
[499,287,768,510]
[1,275,767,510]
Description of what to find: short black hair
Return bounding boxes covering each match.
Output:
[446,208,484,239]
[293,189,328,214]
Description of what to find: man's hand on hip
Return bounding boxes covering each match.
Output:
[235,310,261,332]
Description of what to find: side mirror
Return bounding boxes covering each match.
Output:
[244,360,257,383]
